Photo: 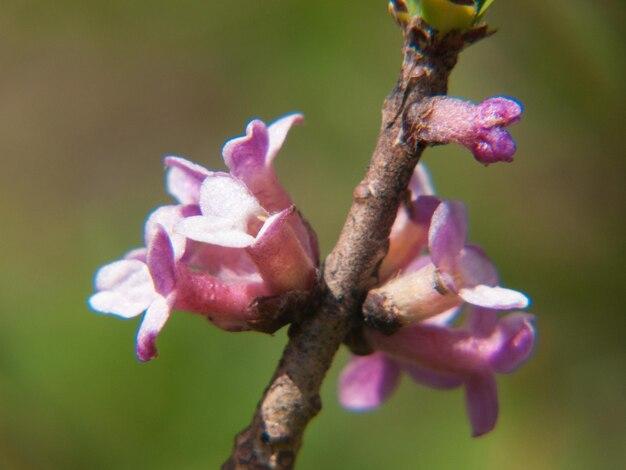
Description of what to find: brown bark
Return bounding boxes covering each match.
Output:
[223,19,489,469]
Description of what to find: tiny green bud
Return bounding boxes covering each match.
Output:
[418,0,497,34]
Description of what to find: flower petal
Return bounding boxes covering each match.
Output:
[198,173,264,223]
[248,207,316,292]
[489,313,536,374]
[164,156,212,204]
[176,215,255,248]
[459,285,529,310]
[381,196,439,279]
[465,306,499,337]
[429,201,467,273]
[410,195,441,227]
[402,363,463,389]
[369,323,483,375]
[147,225,176,296]
[267,113,304,163]
[183,242,261,281]
[136,296,172,362]
[223,118,295,212]
[339,353,401,411]
[464,374,499,437]
[90,260,155,318]
[456,245,499,288]
[222,120,269,172]
[145,204,201,260]
[409,163,435,197]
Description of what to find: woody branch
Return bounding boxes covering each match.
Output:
[223,18,490,470]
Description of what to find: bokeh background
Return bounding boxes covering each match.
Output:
[1,1,625,468]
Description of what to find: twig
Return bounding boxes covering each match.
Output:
[223,19,488,469]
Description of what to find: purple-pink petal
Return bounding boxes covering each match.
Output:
[339,353,401,411]
[381,166,438,279]
[267,113,304,163]
[399,253,432,275]
[379,194,438,278]
[465,306,499,337]
[222,117,295,212]
[222,120,269,172]
[408,163,435,197]
[369,324,485,375]
[464,374,499,437]
[409,195,441,227]
[181,241,261,282]
[489,313,536,374]
[429,201,468,273]
[146,225,176,297]
[455,245,498,287]
[455,246,528,309]
[164,156,212,204]
[136,296,172,362]
[248,207,316,292]
[401,363,463,389]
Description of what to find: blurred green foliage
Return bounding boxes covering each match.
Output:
[1,1,625,468]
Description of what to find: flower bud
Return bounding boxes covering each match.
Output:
[409,95,523,165]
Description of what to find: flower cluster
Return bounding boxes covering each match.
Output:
[89,90,532,437]
[89,115,319,361]
[339,163,536,436]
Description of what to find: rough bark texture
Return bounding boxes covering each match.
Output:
[223,19,489,470]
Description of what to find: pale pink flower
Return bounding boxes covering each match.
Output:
[90,115,318,361]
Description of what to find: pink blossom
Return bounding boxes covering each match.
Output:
[339,307,536,437]
[344,159,534,436]
[90,115,318,361]
[365,199,529,327]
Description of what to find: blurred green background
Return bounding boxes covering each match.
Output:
[1,1,625,468]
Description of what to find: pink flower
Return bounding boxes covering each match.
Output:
[365,199,529,328]
[339,306,536,437]
[344,164,535,437]
[176,173,316,292]
[415,96,523,165]
[89,115,318,361]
